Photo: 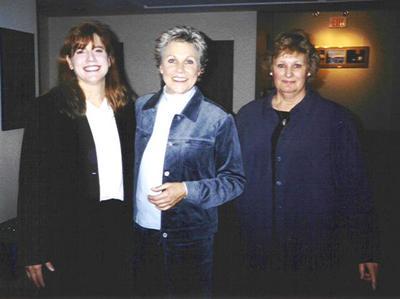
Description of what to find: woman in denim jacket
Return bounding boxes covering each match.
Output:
[133,25,245,297]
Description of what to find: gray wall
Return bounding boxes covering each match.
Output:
[45,11,257,112]
[0,0,38,222]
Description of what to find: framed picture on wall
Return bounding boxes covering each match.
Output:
[0,28,35,130]
[317,46,369,68]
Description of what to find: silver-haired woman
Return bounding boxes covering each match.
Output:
[133,25,245,297]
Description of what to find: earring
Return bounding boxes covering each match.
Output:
[269,72,273,76]
[307,72,311,77]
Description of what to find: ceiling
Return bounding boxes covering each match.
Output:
[37,0,385,17]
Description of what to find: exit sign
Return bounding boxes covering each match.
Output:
[329,16,347,28]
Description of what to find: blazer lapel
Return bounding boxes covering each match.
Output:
[76,116,100,202]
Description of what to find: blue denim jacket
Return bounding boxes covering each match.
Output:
[135,87,245,240]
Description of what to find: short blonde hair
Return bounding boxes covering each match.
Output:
[267,29,320,80]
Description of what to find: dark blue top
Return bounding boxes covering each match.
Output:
[236,89,378,271]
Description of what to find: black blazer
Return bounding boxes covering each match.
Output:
[17,85,135,266]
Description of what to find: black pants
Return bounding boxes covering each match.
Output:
[132,224,214,298]
[238,262,377,297]
[40,199,131,296]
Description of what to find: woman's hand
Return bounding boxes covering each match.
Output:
[148,182,187,211]
[359,262,379,290]
[25,262,55,288]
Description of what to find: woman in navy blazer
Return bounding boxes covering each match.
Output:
[17,21,135,296]
[236,29,379,296]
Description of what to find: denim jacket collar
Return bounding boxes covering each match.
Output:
[142,86,203,122]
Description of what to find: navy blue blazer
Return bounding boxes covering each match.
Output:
[236,89,378,271]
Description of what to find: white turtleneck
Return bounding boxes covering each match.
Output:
[135,86,196,230]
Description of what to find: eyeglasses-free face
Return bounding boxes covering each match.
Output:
[159,40,202,95]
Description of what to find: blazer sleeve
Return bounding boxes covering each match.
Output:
[17,96,53,266]
[332,112,380,263]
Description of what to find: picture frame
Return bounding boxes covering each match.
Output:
[0,28,35,130]
[316,46,369,68]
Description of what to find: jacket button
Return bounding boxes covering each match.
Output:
[168,142,173,146]
[91,172,97,175]
[276,156,282,162]
[162,232,168,238]
[164,171,170,177]
[276,180,282,186]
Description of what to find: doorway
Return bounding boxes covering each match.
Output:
[198,40,234,113]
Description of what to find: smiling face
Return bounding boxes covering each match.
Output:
[272,51,309,101]
[66,33,110,90]
[159,41,202,95]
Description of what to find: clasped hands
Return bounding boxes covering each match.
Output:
[148,182,187,211]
